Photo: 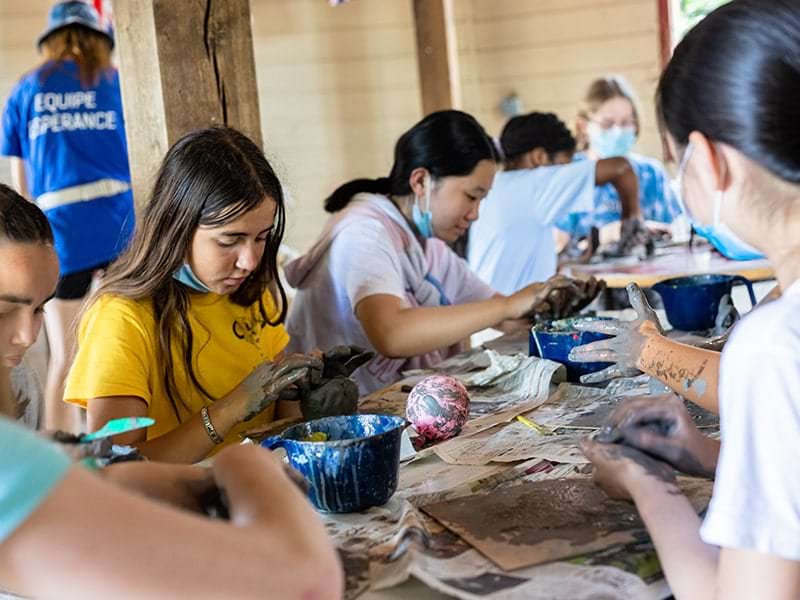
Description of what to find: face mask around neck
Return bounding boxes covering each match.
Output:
[173,263,212,293]
[411,173,435,239]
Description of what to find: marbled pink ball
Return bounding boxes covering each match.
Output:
[406,375,470,444]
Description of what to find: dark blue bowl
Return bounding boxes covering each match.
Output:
[529,317,614,382]
[652,274,756,332]
[262,414,406,514]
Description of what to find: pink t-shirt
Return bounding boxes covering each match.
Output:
[285,193,495,393]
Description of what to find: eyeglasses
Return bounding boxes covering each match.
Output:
[589,118,637,130]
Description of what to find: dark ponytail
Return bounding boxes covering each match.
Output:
[324,178,391,212]
[657,0,800,184]
[324,110,498,213]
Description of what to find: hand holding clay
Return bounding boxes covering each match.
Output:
[603,217,655,259]
[595,393,719,479]
[237,353,324,421]
[568,282,663,383]
[580,438,677,502]
[508,275,604,321]
[298,377,361,421]
[277,345,374,420]
[552,276,605,318]
[318,345,374,379]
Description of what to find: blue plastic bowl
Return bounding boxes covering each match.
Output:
[652,274,756,332]
[529,317,614,382]
[262,414,406,513]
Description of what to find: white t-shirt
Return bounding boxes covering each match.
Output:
[467,160,597,295]
[285,194,495,393]
[700,280,800,560]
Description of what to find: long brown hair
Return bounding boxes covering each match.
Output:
[40,25,112,87]
[88,126,288,419]
[576,75,642,151]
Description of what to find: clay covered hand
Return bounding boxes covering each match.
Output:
[318,345,374,380]
[580,437,677,501]
[239,353,324,421]
[594,393,719,479]
[603,217,655,259]
[568,282,663,383]
[512,275,606,321]
[281,345,374,420]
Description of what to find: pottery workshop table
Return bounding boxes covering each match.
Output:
[335,329,717,600]
[562,245,773,289]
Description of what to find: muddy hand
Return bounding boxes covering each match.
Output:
[595,394,719,479]
[535,276,606,320]
[580,438,677,501]
[563,276,606,317]
[241,354,324,421]
[321,345,374,379]
[299,377,360,421]
[513,275,585,320]
[568,282,663,383]
[510,275,580,320]
[604,217,655,258]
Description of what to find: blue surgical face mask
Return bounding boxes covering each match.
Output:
[173,263,212,293]
[677,143,764,261]
[587,123,637,158]
[412,174,435,239]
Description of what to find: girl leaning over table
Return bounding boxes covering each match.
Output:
[284,110,602,394]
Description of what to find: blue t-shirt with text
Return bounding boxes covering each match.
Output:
[1,60,134,275]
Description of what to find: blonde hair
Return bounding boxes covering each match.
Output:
[576,75,642,150]
[40,25,112,88]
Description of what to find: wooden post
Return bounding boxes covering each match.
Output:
[657,0,673,69]
[411,0,461,115]
[113,0,262,206]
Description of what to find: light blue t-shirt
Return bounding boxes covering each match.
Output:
[556,152,682,236]
[0,418,72,543]
[1,60,134,275]
[467,160,596,295]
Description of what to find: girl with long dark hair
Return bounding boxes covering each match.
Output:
[64,126,320,463]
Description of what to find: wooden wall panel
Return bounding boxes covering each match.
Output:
[0,0,664,251]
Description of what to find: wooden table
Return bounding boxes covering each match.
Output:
[562,245,774,289]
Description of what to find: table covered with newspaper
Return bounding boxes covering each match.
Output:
[328,331,718,600]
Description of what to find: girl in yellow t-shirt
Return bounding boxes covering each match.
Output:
[65,126,321,463]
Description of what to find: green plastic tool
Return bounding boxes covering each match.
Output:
[80,417,155,443]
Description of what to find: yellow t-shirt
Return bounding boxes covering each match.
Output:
[65,290,289,446]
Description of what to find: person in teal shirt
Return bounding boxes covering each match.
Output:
[0,417,71,542]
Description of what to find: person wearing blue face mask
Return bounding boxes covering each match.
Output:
[575,2,800,596]
[285,111,602,393]
[556,75,683,243]
[676,144,764,260]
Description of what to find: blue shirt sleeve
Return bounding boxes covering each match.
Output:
[1,85,24,158]
[0,418,72,542]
